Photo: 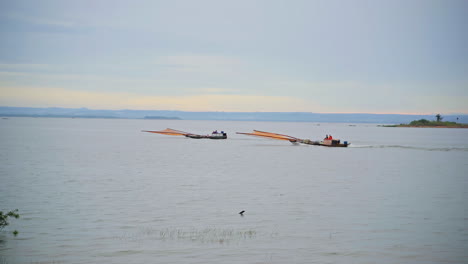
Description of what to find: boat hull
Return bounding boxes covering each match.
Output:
[318,143,349,147]
[319,139,350,147]
[185,134,227,139]
[295,139,350,147]
[208,135,227,139]
[185,135,204,139]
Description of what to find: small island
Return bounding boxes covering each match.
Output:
[381,114,468,128]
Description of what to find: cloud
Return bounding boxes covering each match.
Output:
[0,63,52,70]
[0,86,317,112]
[2,65,467,114]
[193,87,240,94]
[4,12,76,28]
[155,55,243,74]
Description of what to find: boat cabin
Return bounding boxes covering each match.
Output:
[210,132,227,139]
[323,139,341,146]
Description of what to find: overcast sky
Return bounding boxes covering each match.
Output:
[1,0,467,113]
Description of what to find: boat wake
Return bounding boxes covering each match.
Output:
[350,145,468,152]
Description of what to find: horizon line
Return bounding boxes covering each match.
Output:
[1,105,467,116]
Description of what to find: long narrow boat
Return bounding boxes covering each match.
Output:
[142,128,227,139]
[236,130,349,147]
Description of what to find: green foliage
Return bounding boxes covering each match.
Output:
[409,119,431,125]
[408,119,459,126]
[383,117,467,128]
[0,209,20,236]
[436,114,443,122]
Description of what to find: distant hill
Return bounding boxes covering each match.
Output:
[0,106,467,124]
[144,116,181,120]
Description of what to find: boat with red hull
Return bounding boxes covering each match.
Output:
[236,130,349,147]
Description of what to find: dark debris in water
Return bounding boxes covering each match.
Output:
[111,227,258,244]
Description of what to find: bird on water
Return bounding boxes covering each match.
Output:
[239,210,245,215]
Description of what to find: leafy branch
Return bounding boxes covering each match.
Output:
[0,209,20,236]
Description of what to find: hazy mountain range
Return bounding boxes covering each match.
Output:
[1,106,467,124]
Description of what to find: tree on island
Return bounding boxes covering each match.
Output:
[0,209,20,236]
[382,114,467,128]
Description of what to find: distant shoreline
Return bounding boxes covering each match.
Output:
[381,124,468,128]
[1,106,467,124]
[380,118,468,128]
[144,116,181,120]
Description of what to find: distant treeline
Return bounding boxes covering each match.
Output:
[0,113,117,119]
[1,106,467,124]
[144,116,181,120]
[382,118,468,128]
[406,119,467,128]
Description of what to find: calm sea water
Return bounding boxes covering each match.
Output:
[1,118,467,264]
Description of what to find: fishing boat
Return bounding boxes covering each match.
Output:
[185,131,227,139]
[236,130,349,147]
[142,128,227,139]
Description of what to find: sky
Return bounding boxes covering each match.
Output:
[0,0,467,114]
